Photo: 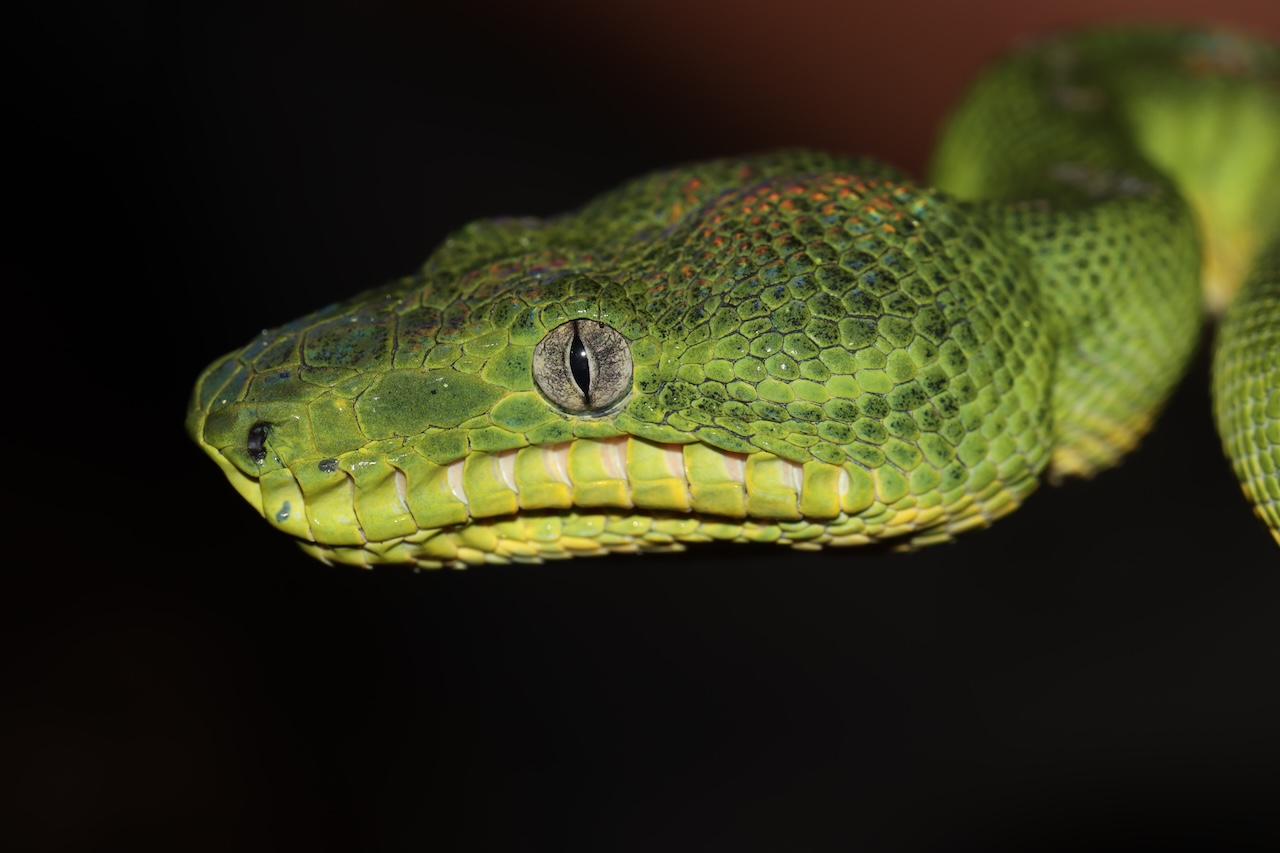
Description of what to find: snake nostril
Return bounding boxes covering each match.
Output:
[247,423,269,465]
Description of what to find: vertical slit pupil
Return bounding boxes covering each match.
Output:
[568,324,592,401]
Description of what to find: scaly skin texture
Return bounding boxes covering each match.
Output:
[188,28,1280,568]
[1215,239,1280,545]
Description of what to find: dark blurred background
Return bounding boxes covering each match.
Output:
[9,0,1280,849]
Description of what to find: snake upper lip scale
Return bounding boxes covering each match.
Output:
[188,27,1280,568]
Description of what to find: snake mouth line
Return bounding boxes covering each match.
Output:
[231,436,1011,569]
[431,439,817,515]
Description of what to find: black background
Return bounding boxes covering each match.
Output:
[10,1,1280,849]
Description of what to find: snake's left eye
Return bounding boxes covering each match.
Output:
[532,320,633,414]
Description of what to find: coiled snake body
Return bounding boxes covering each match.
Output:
[188,29,1280,568]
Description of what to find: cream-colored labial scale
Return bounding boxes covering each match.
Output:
[293,437,1019,569]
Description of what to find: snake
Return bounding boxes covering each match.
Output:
[187,27,1280,569]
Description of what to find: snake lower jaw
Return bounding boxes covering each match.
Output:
[202,435,1040,569]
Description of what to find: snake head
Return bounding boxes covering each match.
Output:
[189,152,1065,567]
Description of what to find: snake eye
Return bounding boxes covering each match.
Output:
[532,320,632,414]
[247,423,269,465]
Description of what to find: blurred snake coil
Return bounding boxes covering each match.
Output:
[189,28,1280,569]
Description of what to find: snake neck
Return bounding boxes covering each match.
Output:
[932,28,1280,478]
